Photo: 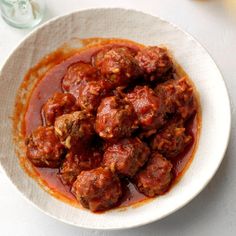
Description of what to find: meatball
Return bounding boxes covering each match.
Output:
[54,111,95,149]
[135,46,173,81]
[72,167,122,212]
[103,138,150,177]
[25,126,65,168]
[77,79,108,112]
[95,96,138,140]
[41,92,78,126]
[155,77,197,119]
[62,62,98,97]
[135,153,173,197]
[125,86,165,130]
[94,47,141,88]
[59,149,103,186]
[151,119,192,158]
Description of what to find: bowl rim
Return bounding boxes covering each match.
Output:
[0,7,232,230]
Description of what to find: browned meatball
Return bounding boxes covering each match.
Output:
[41,92,78,126]
[135,153,173,197]
[62,62,98,97]
[151,119,192,158]
[125,86,165,130]
[103,138,150,177]
[54,111,95,149]
[135,46,173,81]
[77,79,108,112]
[94,47,141,88]
[72,167,122,212]
[155,77,197,119]
[59,149,102,186]
[25,126,65,168]
[95,96,138,140]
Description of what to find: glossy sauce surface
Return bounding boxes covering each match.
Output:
[23,40,200,208]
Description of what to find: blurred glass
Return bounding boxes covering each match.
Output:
[224,0,236,15]
[0,0,45,28]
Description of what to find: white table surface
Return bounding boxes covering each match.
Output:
[0,0,236,235]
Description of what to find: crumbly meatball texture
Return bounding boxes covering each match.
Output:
[41,92,78,126]
[155,77,197,119]
[94,47,141,88]
[103,138,150,177]
[125,86,165,130]
[95,96,138,140]
[59,150,102,186]
[151,119,192,159]
[135,153,173,197]
[77,79,108,112]
[54,111,95,148]
[135,46,173,81]
[72,167,122,212]
[62,62,98,97]
[25,126,65,168]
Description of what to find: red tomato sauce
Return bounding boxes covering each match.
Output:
[21,39,201,209]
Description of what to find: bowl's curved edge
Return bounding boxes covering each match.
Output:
[0,7,232,230]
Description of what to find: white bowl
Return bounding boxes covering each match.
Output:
[0,8,231,230]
